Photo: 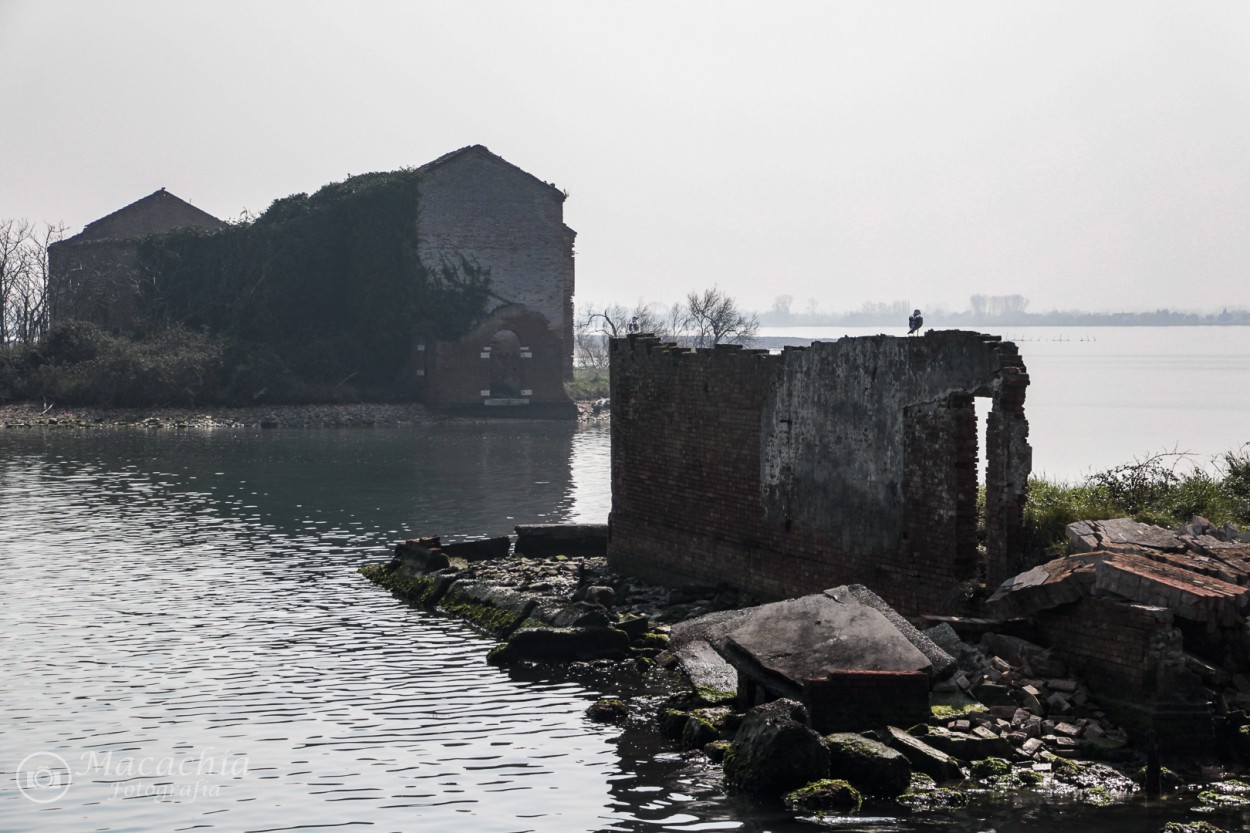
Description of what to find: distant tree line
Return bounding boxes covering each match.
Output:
[574,286,759,369]
[0,171,492,406]
[759,293,1250,327]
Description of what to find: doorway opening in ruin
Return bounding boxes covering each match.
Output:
[489,329,524,397]
[975,395,991,561]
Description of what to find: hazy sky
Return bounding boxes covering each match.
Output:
[2,1,1248,315]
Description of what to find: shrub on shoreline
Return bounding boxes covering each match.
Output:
[1022,449,1250,556]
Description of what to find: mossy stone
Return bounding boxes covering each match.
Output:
[783,779,862,816]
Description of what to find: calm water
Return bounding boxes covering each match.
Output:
[761,325,1250,482]
[0,397,1243,830]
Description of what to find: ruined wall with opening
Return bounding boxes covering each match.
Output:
[608,331,1031,617]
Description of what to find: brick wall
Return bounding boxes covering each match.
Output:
[419,304,575,418]
[608,331,1031,617]
[417,147,575,379]
[48,189,226,331]
[1034,596,1211,748]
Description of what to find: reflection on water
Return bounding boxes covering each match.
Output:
[0,422,1234,832]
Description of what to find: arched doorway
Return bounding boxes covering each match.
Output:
[489,330,524,397]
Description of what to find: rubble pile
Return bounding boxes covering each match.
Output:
[927,628,1129,761]
[989,517,1250,724]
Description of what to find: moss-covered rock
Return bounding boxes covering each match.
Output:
[439,581,537,638]
[703,740,732,763]
[487,626,630,666]
[1162,822,1229,833]
[971,757,1012,779]
[359,563,456,607]
[682,715,719,748]
[694,685,736,707]
[1132,765,1184,792]
[824,732,912,798]
[724,699,830,796]
[659,708,691,740]
[586,698,629,724]
[637,631,670,650]
[899,772,969,810]
[784,779,862,816]
[1198,788,1250,809]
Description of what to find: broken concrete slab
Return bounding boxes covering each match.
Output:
[909,725,1012,762]
[885,726,964,782]
[835,585,956,679]
[722,591,934,704]
[674,638,739,700]
[393,537,451,574]
[1067,518,1187,554]
[804,670,931,733]
[514,523,608,557]
[440,536,510,562]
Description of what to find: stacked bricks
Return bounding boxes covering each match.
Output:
[1094,552,1250,627]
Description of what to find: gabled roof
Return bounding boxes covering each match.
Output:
[415,145,565,197]
[63,188,227,244]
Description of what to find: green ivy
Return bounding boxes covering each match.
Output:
[135,169,490,397]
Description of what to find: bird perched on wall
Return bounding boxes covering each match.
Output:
[908,309,924,335]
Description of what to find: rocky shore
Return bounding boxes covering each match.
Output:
[360,529,1250,831]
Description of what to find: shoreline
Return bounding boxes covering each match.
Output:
[0,400,608,429]
[359,534,1250,827]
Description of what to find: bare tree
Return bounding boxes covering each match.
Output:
[684,286,759,348]
[0,219,62,346]
[573,301,671,368]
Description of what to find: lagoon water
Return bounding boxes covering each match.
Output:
[2,326,1248,832]
[761,325,1250,482]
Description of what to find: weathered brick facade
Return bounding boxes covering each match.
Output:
[47,147,577,416]
[608,331,1031,617]
[1034,596,1211,749]
[413,304,576,418]
[415,146,576,383]
[47,189,226,329]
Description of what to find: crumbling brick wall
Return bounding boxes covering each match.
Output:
[1034,596,1210,749]
[608,331,1031,617]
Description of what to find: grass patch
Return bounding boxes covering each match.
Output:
[565,367,610,400]
[1019,449,1250,557]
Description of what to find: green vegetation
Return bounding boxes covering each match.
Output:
[2,170,493,407]
[970,757,1012,779]
[1020,450,1250,557]
[783,779,863,815]
[0,321,226,407]
[565,367,610,401]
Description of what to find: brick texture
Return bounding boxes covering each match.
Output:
[608,331,1031,617]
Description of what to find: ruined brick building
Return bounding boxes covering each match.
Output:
[408,145,576,417]
[46,146,576,416]
[47,188,227,330]
[608,331,1032,618]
